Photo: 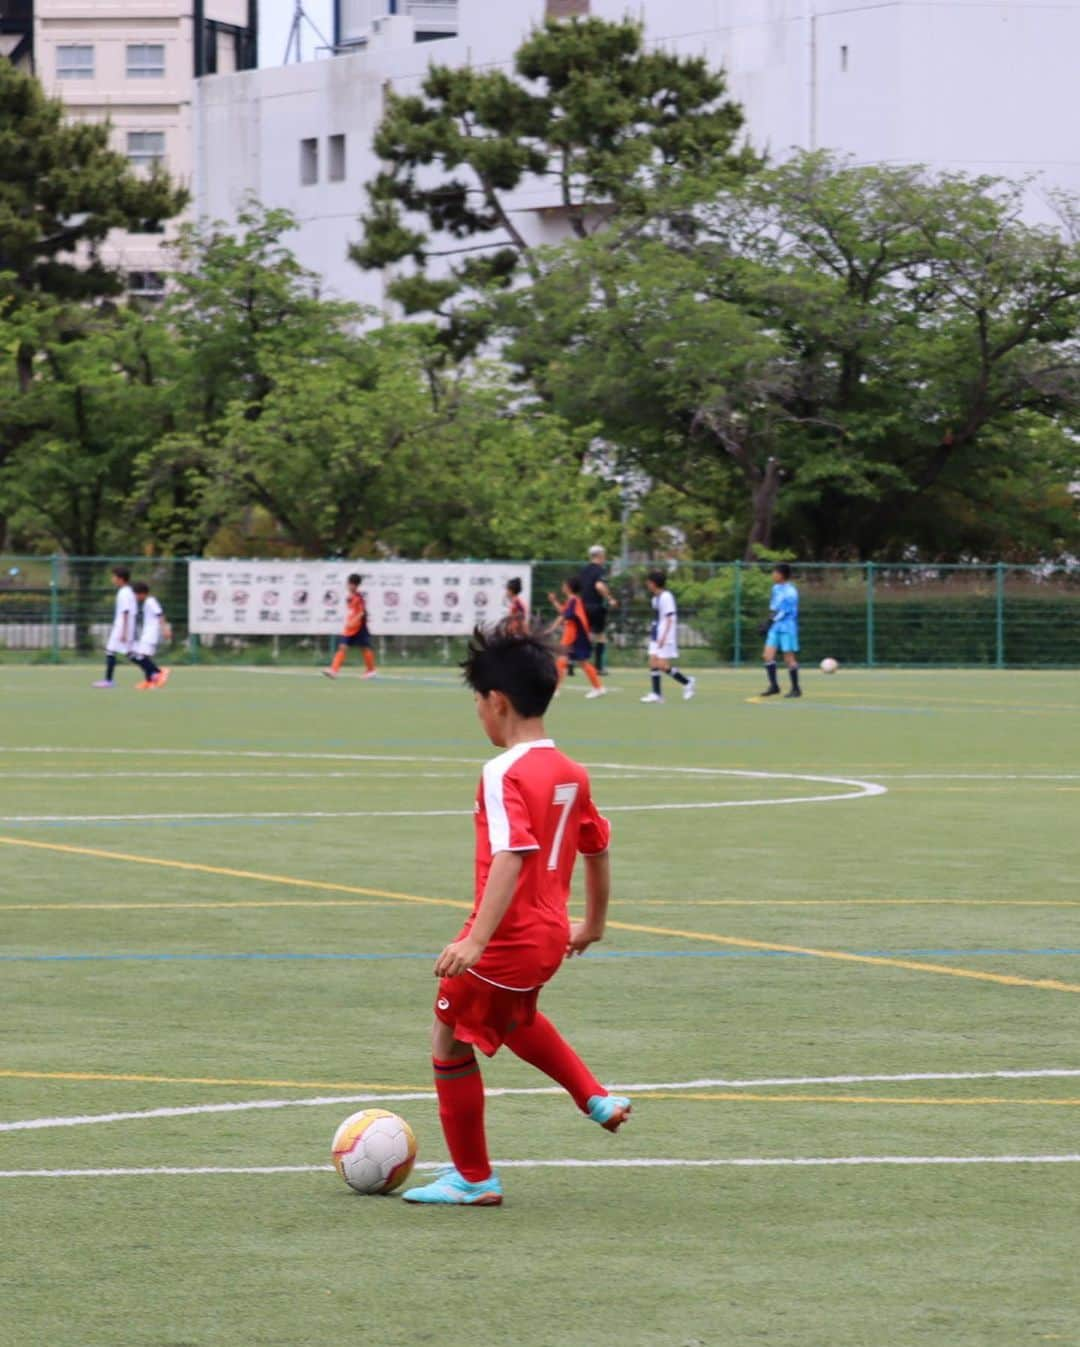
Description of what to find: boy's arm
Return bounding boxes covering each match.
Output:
[434,851,524,978]
[567,850,610,956]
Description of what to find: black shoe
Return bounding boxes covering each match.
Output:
[760,687,781,697]
[784,688,802,698]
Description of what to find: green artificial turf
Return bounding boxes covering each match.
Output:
[1,665,1078,1347]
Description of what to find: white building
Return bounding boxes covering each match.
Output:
[2,0,258,296]
[193,0,1080,308]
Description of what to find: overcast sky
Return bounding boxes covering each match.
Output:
[260,0,335,67]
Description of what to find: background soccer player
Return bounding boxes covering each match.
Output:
[640,569,695,704]
[550,577,606,698]
[130,581,172,689]
[505,576,528,634]
[577,544,617,674]
[322,573,377,680]
[92,565,137,689]
[402,623,630,1207]
[760,562,801,698]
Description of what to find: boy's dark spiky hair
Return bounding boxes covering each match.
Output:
[461,621,558,719]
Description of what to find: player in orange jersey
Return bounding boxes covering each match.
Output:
[505,576,528,634]
[322,573,377,680]
[550,576,605,698]
[401,622,630,1207]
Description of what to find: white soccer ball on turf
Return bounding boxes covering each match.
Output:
[819,657,839,674]
[331,1108,418,1194]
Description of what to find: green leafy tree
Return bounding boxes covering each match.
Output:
[132,207,365,555]
[0,59,186,388]
[136,207,613,559]
[503,153,1080,561]
[0,304,180,642]
[351,15,757,347]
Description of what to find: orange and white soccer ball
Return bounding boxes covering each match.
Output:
[819,657,839,674]
[332,1109,417,1194]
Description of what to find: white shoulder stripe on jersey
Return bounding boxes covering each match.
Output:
[482,738,555,854]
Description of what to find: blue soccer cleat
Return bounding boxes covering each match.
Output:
[586,1094,632,1132]
[401,1166,503,1206]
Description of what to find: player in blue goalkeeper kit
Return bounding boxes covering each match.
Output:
[760,563,801,699]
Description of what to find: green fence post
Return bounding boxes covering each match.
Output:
[995,561,1005,668]
[866,562,875,667]
[49,554,61,663]
[732,560,743,666]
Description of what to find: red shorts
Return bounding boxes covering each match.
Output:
[434,972,540,1057]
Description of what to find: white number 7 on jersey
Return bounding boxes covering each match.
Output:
[548,783,579,871]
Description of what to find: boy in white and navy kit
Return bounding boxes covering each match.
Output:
[130,581,172,689]
[640,569,696,704]
[93,565,138,688]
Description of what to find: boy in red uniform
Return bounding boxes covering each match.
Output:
[322,573,377,679]
[505,576,528,634]
[402,623,631,1206]
[550,576,606,698]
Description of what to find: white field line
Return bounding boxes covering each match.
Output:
[844,775,1080,782]
[0,763,886,821]
[4,1155,1080,1179]
[5,1068,1080,1134]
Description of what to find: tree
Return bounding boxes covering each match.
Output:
[351,15,757,347]
[132,207,365,555]
[0,59,186,387]
[502,153,1080,561]
[0,303,181,643]
[137,207,612,559]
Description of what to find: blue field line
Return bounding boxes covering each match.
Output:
[4,947,1080,965]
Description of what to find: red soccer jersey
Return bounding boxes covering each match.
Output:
[460,739,611,991]
[507,594,528,634]
[343,591,366,636]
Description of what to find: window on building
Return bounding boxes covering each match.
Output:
[56,44,94,79]
[300,137,318,185]
[328,134,346,183]
[126,131,166,172]
[127,43,165,78]
[127,271,166,303]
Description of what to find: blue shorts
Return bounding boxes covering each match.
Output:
[765,624,799,653]
[564,637,593,663]
[339,629,371,648]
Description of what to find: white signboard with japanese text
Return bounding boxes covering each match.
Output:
[188,561,533,637]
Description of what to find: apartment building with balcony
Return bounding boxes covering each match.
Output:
[1,0,257,297]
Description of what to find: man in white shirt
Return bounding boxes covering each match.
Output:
[640,569,696,704]
[92,566,138,688]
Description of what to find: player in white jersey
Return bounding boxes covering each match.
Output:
[93,566,138,688]
[130,581,172,689]
[640,569,696,704]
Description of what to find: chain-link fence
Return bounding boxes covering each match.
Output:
[1,555,1077,667]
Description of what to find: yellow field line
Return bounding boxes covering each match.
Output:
[635,1093,1080,1106]
[0,899,400,912]
[0,836,470,913]
[607,918,1080,995]
[0,1068,427,1090]
[6,896,1080,912]
[627,899,1080,908]
[5,834,1080,995]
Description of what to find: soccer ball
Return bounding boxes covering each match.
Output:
[819,657,839,674]
[331,1109,417,1194]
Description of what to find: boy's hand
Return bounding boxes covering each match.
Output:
[435,936,487,978]
[566,922,602,958]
